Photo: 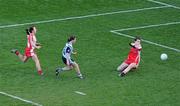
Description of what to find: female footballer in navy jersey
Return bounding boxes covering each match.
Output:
[56,36,83,79]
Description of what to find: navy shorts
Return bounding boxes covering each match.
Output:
[62,56,74,65]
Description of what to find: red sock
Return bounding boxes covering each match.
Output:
[15,51,19,56]
[38,70,43,75]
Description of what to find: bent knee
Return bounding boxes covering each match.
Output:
[72,62,78,66]
[22,58,28,63]
[68,65,73,69]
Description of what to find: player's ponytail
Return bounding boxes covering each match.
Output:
[26,26,34,35]
[67,35,76,42]
[26,29,30,35]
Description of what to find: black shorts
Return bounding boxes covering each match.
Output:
[62,56,74,65]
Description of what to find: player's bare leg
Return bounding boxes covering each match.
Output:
[11,49,28,62]
[55,65,73,76]
[121,63,137,76]
[117,62,128,72]
[72,62,83,79]
[17,53,28,62]
[32,54,43,75]
[62,66,73,71]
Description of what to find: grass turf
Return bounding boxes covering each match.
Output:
[0,0,180,106]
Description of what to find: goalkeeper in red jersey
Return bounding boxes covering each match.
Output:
[117,36,142,77]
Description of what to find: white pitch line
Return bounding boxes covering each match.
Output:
[0,91,43,106]
[74,91,86,96]
[148,0,180,10]
[0,6,170,29]
[110,31,180,53]
[112,21,180,32]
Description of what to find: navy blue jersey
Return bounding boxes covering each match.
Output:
[62,42,73,59]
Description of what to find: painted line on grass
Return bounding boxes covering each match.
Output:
[0,91,43,106]
[111,21,180,52]
[74,91,86,96]
[148,0,180,10]
[110,31,180,53]
[112,21,180,32]
[0,6,170,29]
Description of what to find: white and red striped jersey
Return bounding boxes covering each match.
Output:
[26,33,37,50]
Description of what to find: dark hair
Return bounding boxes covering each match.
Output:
[26,29,30,35]
[134,36,141,41]
[25,26,35,35]
[29,26,34,33]
[67,36,76,42]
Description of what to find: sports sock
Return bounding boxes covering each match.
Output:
[38,70,43,75]
[77,73,83,79]
[15,51,19,56]
[77,73,82,77]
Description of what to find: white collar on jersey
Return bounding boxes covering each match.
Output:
[66,42,73,47]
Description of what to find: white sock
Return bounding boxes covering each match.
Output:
[77,73,82,77]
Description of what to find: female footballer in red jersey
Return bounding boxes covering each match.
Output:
[11,26,43,75]
[117,36,142,77]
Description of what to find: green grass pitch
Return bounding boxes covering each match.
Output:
[0,0,180,106]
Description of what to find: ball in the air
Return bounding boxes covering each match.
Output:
[160,53,168,61]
